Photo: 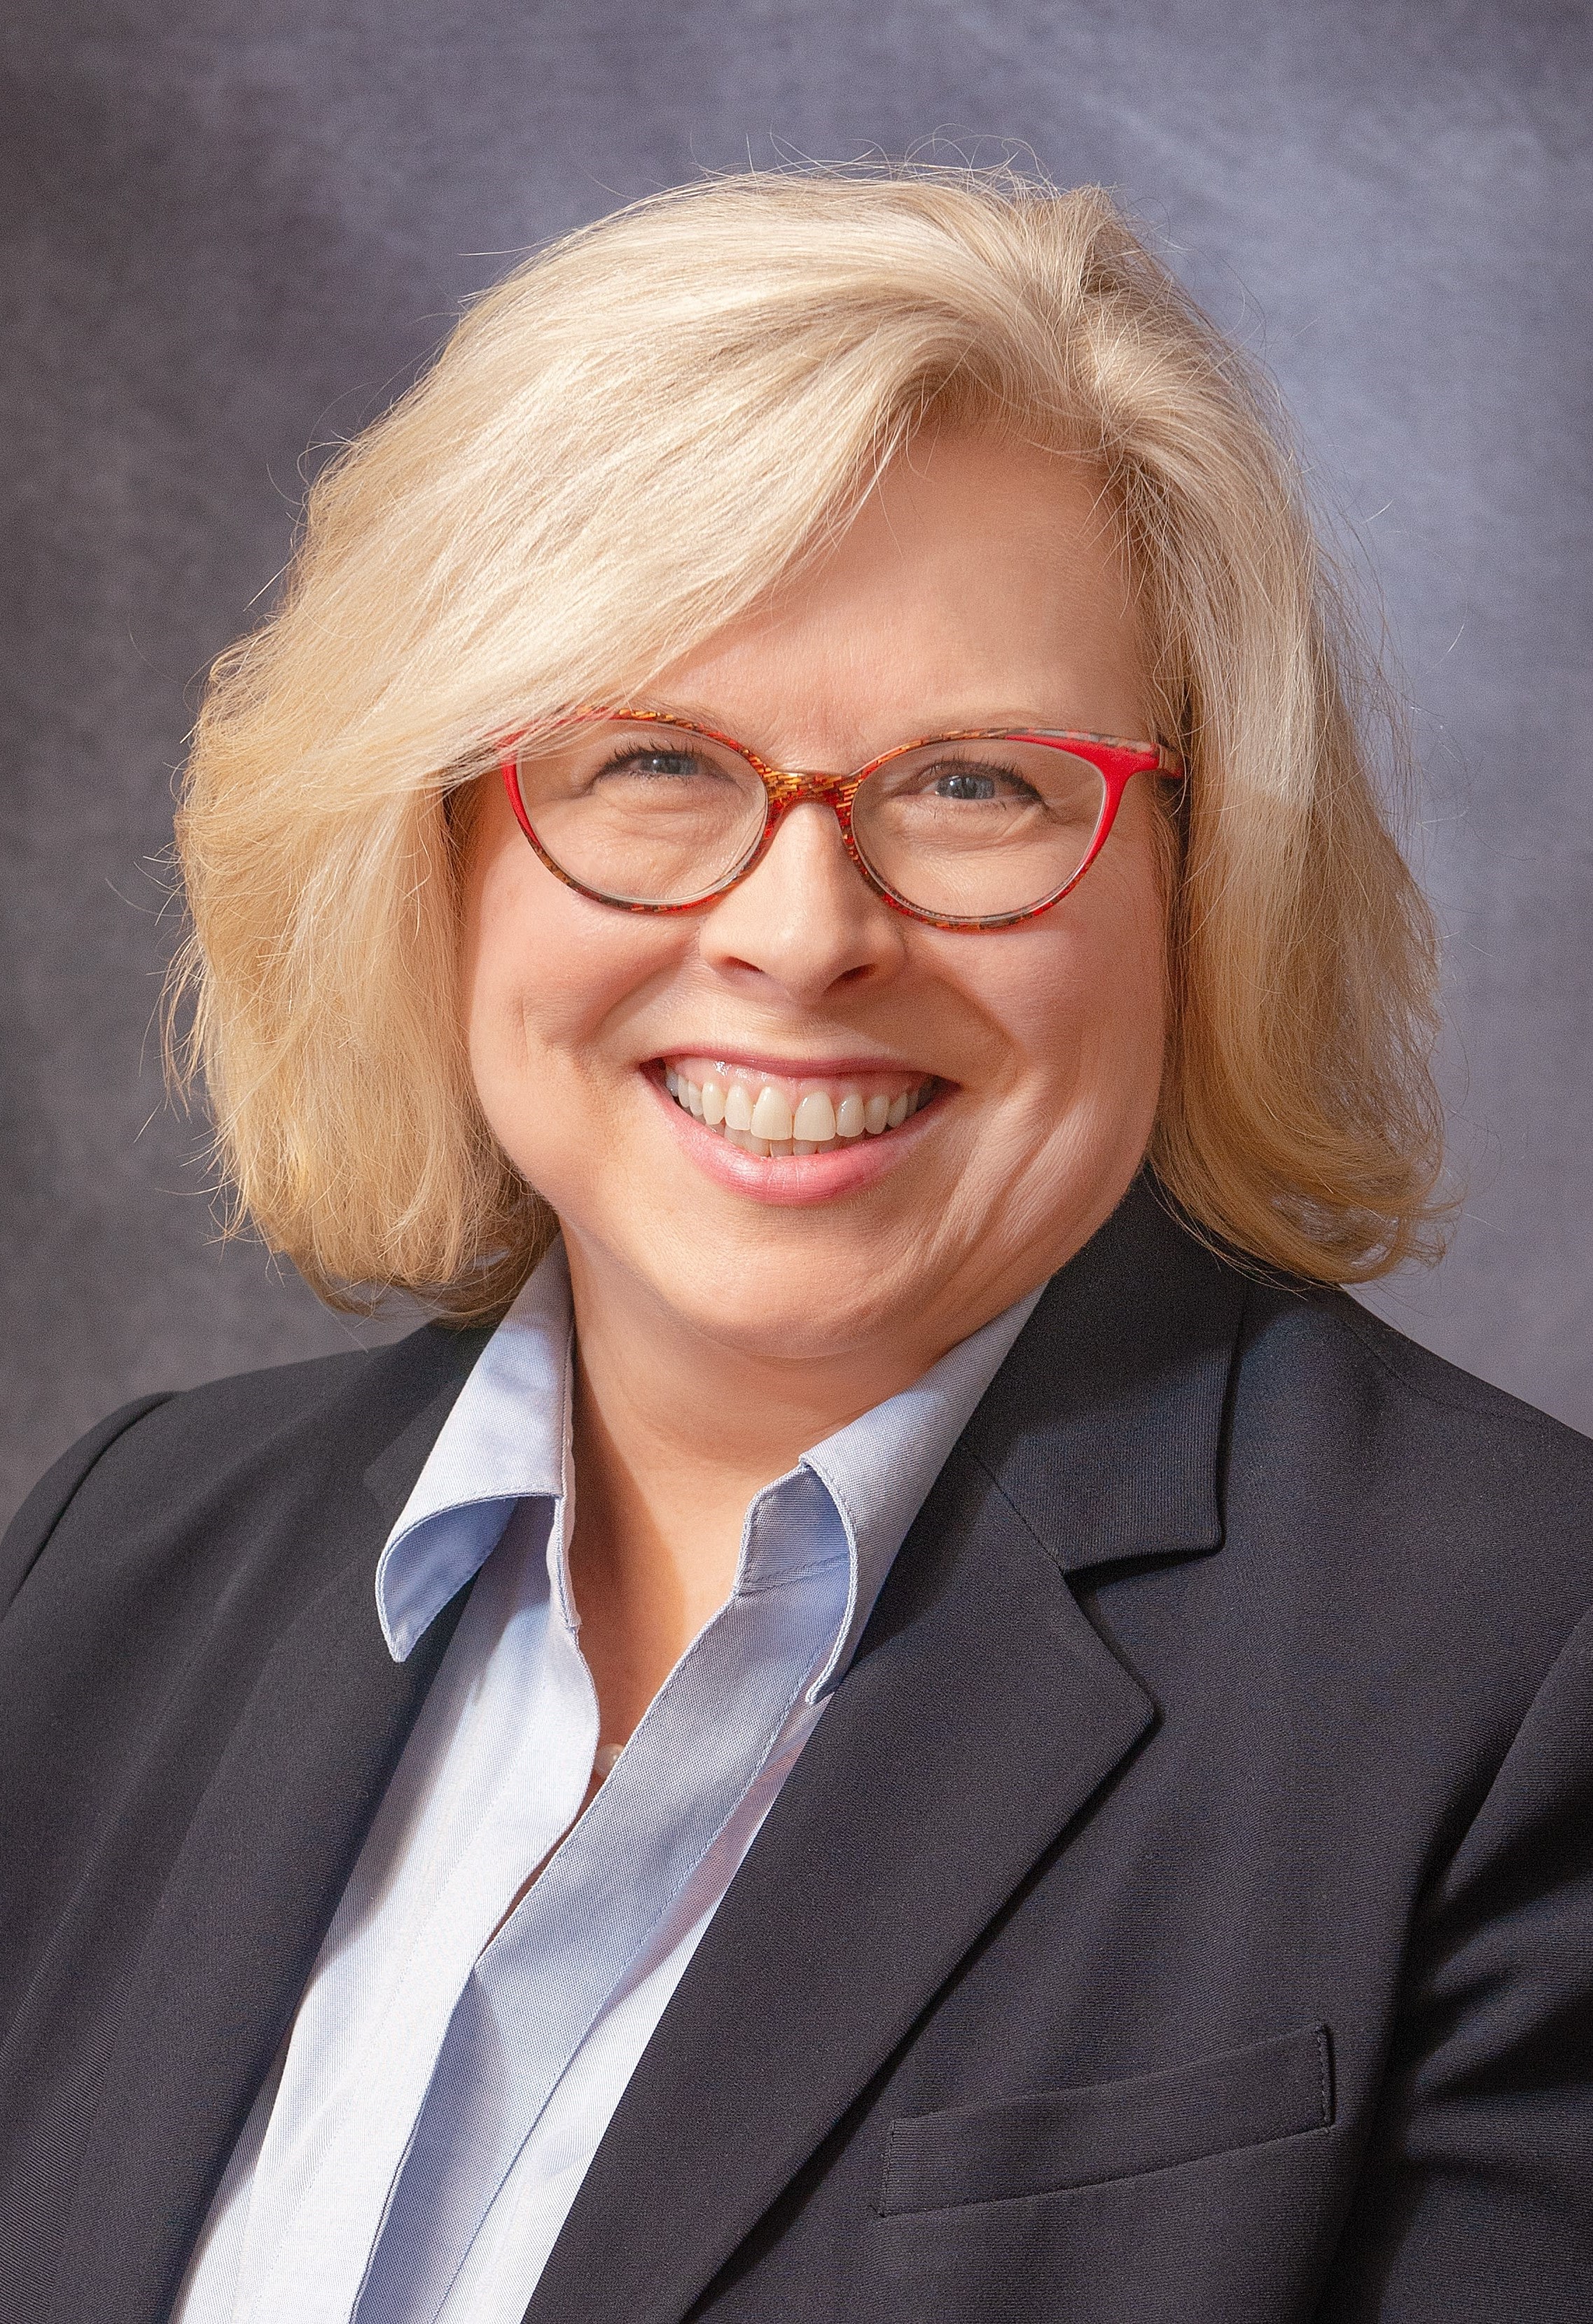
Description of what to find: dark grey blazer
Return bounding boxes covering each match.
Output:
[2,1183,1591,2323]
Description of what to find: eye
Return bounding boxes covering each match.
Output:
[935,768,997,802]
[597,745,716,781]
[917,757,1042,805]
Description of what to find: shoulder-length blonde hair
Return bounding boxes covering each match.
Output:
[171,166,1446,1318]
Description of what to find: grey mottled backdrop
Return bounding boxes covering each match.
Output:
[3,0,1590,1519]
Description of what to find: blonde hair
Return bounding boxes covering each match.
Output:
[170,165,1447,1316]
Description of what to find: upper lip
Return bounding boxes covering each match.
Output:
[651,1048,942,1080]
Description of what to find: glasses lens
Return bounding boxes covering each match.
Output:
[851,737,1108,921]
[511,720,769,906]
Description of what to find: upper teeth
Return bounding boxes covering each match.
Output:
[662,1059,935,1157]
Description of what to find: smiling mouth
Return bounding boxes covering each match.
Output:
[660,1055,940,1158]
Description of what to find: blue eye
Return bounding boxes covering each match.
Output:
[600,749,706,780]
[917,758,1041,806]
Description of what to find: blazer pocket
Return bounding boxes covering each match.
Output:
[879,2022,1333,2216]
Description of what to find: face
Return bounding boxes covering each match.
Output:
[463,429,1169,1382]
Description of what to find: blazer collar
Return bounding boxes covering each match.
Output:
[965,1172,1243,1572]
[526,1180,1251,2324]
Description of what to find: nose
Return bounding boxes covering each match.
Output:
[697,798,906,1002]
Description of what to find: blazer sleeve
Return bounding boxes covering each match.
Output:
[0,1395,174,1613]
[1316,1596,1593,2322]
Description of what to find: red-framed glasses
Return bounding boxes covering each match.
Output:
[499,709,1184,931]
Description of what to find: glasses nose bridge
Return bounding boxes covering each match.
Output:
[760,761,861,833]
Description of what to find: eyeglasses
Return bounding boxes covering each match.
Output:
[499,709,1184,931]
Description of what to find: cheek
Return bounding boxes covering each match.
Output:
[1077,861,1169,1078]
[960,850,1168,1115]
[461,796,681,1112]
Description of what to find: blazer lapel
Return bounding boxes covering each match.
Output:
[527,1183,1248,2324]
[44,1330,489,2324]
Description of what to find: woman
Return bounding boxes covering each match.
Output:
[1,169,1589,2324]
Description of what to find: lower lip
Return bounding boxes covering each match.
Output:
[649,1071,945,1206]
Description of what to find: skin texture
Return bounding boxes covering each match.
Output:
[461,430,1169,1744]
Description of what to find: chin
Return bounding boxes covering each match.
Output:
[646,1239,925,1362]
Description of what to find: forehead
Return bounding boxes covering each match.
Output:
[651,430,1148,763]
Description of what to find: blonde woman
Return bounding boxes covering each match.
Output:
[2,171,1589,2324]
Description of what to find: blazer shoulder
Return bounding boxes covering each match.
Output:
[1,1393,174,1612]
[0,1322,491,1613]
[1237,1274,1593,1577]
[1295,1281,1592,1451]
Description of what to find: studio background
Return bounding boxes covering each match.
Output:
[2,0,1589,1521]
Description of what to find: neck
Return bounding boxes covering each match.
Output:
[560,1230,950,1744]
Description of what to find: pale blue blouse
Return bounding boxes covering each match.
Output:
[174,1239,1041,2324]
